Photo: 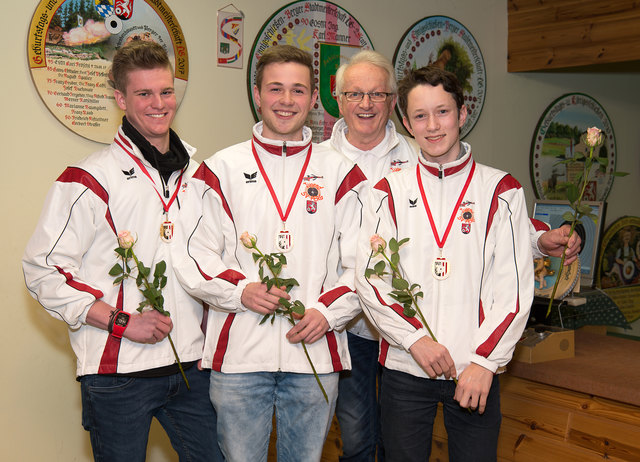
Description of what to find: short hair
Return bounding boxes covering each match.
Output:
[108,41,173,93]
[397,66,464,118]
[335,50,397,96]
[255,45,315,93]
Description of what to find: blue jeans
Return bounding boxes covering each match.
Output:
[80,366,223,462]
[380,367,501,462]
[210,370,339,462]
[336,331,383,462]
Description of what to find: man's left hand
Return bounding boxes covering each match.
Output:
[453,363,494,414]
[286,308,329,344]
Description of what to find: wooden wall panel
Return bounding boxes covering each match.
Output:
[508,0,640,71]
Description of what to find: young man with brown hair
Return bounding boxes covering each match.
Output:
[356,66,534,461]
[173,45,368,462]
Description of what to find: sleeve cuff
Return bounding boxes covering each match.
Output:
[402,330,428,352]
[233,279,250,312]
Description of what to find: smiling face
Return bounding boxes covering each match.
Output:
[402,83,467,165]
[253,61,317,142]
[337,62,396,151]
[114,66,176,152]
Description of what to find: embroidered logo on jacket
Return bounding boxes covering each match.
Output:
[244,172,257,183]
[409,198,418,208]
[390,159,409,173]
[122,168,136,180]
[457,200,475,234]
[304,174,324,181]
[301,182,324,214]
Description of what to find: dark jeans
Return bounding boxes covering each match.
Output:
[380,367,501,462]
[80,366,223,462]
[336,331,384,462]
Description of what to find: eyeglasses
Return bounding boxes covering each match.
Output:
[341,91,394,103]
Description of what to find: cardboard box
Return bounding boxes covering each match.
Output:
[513,326,575,363]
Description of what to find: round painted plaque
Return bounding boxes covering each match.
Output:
[598,216,640,324]
[534,256,581,299]
[247,0,373,142]
[530,93,616,201]
[27,0,188,144]
[392,16,486,139]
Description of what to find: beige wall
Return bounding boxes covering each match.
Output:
[3,1,638,460]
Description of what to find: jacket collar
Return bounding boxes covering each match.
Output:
[252,121,312,156]
[329,118,400,160]
[418,141,472,178]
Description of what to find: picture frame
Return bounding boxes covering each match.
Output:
[529,93,617,202]
[533,199,606,288]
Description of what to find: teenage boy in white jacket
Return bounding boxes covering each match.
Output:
[356,66,534,462]
[173,45,367,462]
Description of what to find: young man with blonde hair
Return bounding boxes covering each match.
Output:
[23,41,222,461]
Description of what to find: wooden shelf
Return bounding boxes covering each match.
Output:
[508,0,640,71]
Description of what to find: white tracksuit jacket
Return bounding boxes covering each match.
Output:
[355,143,534,378]
[23,128,205,376]
[173,123,368,374]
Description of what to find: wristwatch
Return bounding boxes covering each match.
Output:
[109,310,130,339]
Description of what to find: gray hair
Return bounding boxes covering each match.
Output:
[335,50,397,96]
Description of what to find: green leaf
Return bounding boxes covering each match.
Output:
[253,253,260,262]
[291,301,306,316]
[113,275,125,284]
[374,260,386,274]
[587,213,599,223]
[415,291,423,300]
[136,274,144,287]
[160,276,167,289]
[566,184,579,204]
[577,204,592,215]
[392,277,409,291]
[403,305,416,317]
[109,263,123,276]
[277,254,287,265]
[115,247,127,258]
[596,156,608,166]
[391,252,400,267]
[562,211,576,222]
[259,313,270,325]
[397,237,410,247]
[612,171,629,177]
[365,268,375,278]
[154,260,166,278]
[389,238,399,253]
[410,283,421,291]
[279,298,291,309]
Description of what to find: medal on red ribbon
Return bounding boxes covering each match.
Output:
[116,134,183,243]
[252,140,312,253]
[416,161,476,280]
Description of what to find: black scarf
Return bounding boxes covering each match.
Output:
[121,116,189,183]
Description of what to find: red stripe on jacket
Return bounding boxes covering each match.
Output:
[57,167,116,234]
[477,175,522,356]
[193,163,234,222]
[374,178,397,228]
[212,313,236,371]
[335,165,366,204]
